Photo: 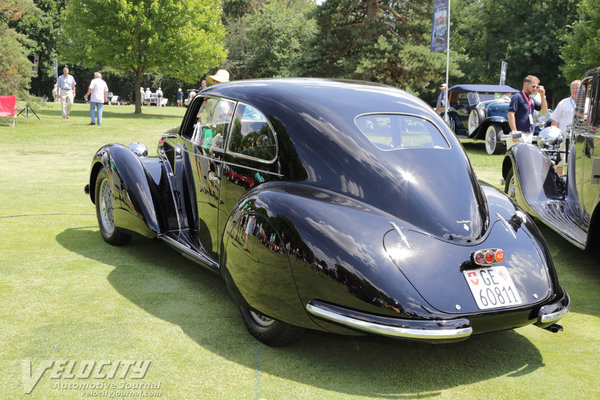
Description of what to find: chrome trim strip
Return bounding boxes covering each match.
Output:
[496,212,517,239]
[390,222,411,249]
[306,303,472,340]
[158,234,219,270]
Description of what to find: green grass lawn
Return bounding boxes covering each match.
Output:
[1,103,598,399]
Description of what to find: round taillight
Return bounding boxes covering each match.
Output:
[474,251,485,264]
[495,249,504,262]
[485,250,495,264]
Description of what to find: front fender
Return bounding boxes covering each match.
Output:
[505,143,562,205]
[90,144,165,238]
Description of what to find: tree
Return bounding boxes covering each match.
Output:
[222,0,316,79]
[59,0,227,114]
[10,0,65,97]
[453,0,579,104]
[294,0,463,100]
[561,0,600,81]
[0,0,39,96]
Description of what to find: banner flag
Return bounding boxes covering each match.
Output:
[500,61,508,85]
[431,0,449,52]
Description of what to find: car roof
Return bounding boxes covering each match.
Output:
[448,84,517,93]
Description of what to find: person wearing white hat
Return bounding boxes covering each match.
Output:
[207,69,230,85]
[435,83,447,114]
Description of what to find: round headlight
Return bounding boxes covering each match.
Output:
[537,126,564,151]
[128,141,148,157]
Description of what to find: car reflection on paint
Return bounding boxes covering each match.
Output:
[85,78,569,346]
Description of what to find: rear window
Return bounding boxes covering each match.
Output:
[355,114,449,150]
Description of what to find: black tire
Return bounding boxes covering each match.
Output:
[504,168,517,200]
[484,124,506,155]
[95,167,131,246]
[239,306,303,347]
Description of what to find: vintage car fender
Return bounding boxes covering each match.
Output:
[220,181,567,339]
[220,182,461,336]
[89,144,167,238]
[502,143,565,208]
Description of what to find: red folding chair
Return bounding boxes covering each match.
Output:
[0,96,17,127]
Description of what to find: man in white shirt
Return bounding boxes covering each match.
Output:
[55,67,76,118]
[551,80,582,133]
[83,72,108,126]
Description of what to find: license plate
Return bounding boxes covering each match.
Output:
[463,266,522,309]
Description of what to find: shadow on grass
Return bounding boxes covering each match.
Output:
[37,107,184,120]
[57,228,545,398]
[535,224,600,318]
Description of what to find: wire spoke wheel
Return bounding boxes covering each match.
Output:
[99,178,115,235]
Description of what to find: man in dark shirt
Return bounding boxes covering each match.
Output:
[508,75,548,133]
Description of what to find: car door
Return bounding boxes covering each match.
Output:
[179,95,236,259]
[574,74,600,232]
[218,102,279,253]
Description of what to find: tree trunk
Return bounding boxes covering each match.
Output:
[134,71,142,114]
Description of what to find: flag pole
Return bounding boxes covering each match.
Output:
[444,0,451,123]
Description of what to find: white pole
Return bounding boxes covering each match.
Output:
[444,0,451,123]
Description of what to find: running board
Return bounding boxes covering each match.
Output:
[530,200,588,249]
[158,233,220,271]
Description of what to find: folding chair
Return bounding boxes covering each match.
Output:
[0,96,17,127]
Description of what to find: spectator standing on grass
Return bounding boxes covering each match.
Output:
[145,87,152,106]
[508,75,548,133]
[156,87,163,107]
[551,80,582,133]
[177,88,183,107]
[83,72,108,126]
[140,86,145,106]
[55,67,76,119]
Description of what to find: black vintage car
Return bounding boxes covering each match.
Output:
[86,79,569,346]
[503,68,600,250]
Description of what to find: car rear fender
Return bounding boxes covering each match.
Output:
[90,144,169,238]
[221,183,438,325]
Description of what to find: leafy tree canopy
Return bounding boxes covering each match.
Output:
[453,0,579,104]
[59,0,227,113]
[294,0,463,99]
[0,0,39,96]
[222,0,316,79]
[561,0,600,81]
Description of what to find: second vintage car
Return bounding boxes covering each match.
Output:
[86,79,570,346]
[503,67,600,251]
[444,84,518,154]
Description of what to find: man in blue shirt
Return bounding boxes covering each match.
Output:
[508,75,548,133]
[55,67,76,119]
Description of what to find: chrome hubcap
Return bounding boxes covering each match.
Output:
[99,179,115,235]
[249,310,275,327]
[485,127,496,154]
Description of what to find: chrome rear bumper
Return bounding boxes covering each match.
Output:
[306,301,472,341]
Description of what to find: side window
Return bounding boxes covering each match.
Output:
[186,97,235,151]
[228,103,277,161]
